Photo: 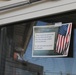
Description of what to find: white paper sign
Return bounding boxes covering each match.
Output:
[34,32,55,50]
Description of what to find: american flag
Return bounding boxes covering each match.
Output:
[55,23,72,55]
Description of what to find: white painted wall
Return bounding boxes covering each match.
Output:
[0,0,29,5]
[0,0,76,25]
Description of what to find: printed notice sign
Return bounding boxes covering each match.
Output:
[34,32,55,50]
[33,23,72,57]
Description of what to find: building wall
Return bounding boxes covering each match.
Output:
[0,0,76,75]
[0,0,76,25]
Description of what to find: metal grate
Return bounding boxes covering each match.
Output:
[4,59,38,75]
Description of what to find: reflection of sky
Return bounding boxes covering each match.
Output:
[23,21,76,74]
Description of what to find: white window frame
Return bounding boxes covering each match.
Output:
[0,0,76,25]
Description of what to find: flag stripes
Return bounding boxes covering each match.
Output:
[55,23,72,55]
[63,23,72,55]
